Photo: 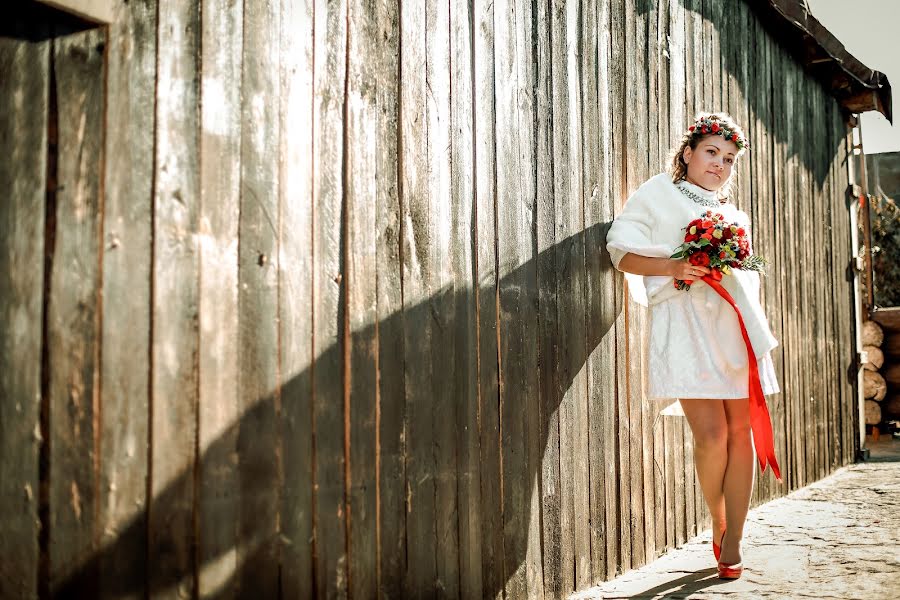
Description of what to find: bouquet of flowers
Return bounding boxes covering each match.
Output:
[670,210,767,290]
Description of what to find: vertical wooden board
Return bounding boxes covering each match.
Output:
[732,2,751,214]
[449,2,482,596]
[783,55,802,491]
[811,88,824,482]
[821,97,841,473]
[809,87,825,482]
[817,93,831,479]
[826,109,846,471]
[828,115,843,473]
[609,0,631,575]
[500,0,544,595]
[515,1,544,592]
[789,63,805,491]
[759,12,780,505]
[699,0,711,111]
[683,0,701,116]
[733,2,767,506]
[798,69,812,488]
[624,0,647,568]
[424,0,461,596]
[425,0,459,598]
[594,0,621,581]
[673,421,687,546]
[345,0,379,596]
[649,0,668,560]
[771,45,788,487]
[569,0,592,587]
[790,55,803,492]
[582,0,615,583]
[795,79,812,488]
[664,0,686,536]
[806,85,819,483]
[312,0,348,596]
[836,127,855,466]
[534,0,561,594]
[744,11,762,505]
[550,0,587,589]
[0,23,48,600]
[685,427,699,540]
[197,0,241,596]
[765,35,787,500]
[97,0,155,596]
[775,48,794,490]
[666,0,688,551]
[496,1,528,594]
[237,1,282,594]
[662,419,676,550]
[828,103,842,473]
[705,0,723,111]
[829,124,844,465]
[399,1,438,595]
[771,43,792,491]
[370,1,406,597]
[474,0,503,597]
[150,0,200,595]
[47,28,105,597]
[279,0,314,597]
[691,0,708,532]
[818,94,831,479]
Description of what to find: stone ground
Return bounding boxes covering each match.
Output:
[570,435,900,599]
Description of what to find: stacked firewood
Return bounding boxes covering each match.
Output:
[863,321,888,428]
[881,321,900,421]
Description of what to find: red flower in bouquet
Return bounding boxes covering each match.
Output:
[670,210,767,290]
[689,252,710,267]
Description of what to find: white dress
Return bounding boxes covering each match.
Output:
[606,174,780,401]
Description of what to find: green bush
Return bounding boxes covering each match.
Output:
[872,194,900,308]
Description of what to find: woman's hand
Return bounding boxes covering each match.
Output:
[668,258,710,282]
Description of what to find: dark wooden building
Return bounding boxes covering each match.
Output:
[0,0,891,598]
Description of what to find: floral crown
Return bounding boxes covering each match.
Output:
[687,115,749,150]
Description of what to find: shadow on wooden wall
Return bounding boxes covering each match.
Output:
[54,221,622,598]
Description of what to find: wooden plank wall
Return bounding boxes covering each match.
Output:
[0,0,862,598]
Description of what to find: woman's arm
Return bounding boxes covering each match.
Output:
[618,252,710,281]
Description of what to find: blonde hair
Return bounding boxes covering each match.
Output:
[668,112,748,201]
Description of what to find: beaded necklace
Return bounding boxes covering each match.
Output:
[676,181,723,208]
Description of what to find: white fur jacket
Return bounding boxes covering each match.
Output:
[606,172,779,359]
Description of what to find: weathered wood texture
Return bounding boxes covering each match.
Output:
[0,0,861,598]
[0,14,49,600]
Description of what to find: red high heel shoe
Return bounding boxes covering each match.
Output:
[716,531,744,580]
[717,560,744,580]
[713,528,725,562]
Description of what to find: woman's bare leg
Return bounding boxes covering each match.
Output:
[720,397,754,564]
[678,399,728,551]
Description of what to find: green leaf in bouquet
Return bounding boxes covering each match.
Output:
[741,254,767,274]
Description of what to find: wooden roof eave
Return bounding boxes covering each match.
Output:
[753,0,892,124]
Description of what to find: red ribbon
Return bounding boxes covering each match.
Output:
[702,271,783,483]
